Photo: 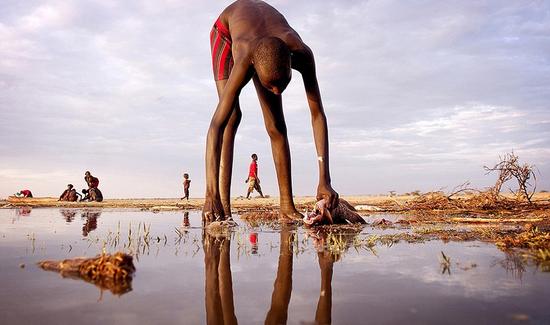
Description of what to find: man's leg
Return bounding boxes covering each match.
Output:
[254,179,264,198]
[215,80,242,218]
[253,76,302,220]
[246,178,254,199]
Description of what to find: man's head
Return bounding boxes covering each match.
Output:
[252,37,291,95]
[85,171,91,176]
[184,173,189,179]
[67,184,73,189]
[251,153,258,160]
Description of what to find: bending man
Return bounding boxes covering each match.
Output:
[204,0,338,221]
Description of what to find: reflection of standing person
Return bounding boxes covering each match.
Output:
[183,211,190,227]
[249,232,258,254]
[182,173,191,200]
[246,154,264,199]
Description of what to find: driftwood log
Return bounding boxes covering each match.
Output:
[38,252,135,295]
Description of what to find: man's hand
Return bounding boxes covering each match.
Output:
[244,177,249,183]
[316,183,339,209]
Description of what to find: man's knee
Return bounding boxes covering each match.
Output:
[229,109,242,128]
[265,119,287,140]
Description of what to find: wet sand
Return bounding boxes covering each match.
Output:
[1,195,410,210]
[3,193,550,210]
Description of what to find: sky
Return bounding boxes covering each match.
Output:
[1,0,549,199]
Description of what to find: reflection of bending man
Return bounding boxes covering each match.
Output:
[315,250,334,324]
[203,232,237,325]
[265,228,294,325]
[264,228,334,324]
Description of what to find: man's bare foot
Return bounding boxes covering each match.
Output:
[279,208,304,223]
[202,196,225,223]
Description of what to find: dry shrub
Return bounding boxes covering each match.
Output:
[405,191,452,210]
[240,211,279,221]
[405,190,532,211]
[495,229,550,272]
[38,252,135,295]
[403,153,541,211]
[484,152,537,203]
[495,229,550,250]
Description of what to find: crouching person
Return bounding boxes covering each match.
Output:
[59,184,80,202]
[81,188,103,202]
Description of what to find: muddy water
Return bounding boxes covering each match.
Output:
[1,208,548,324]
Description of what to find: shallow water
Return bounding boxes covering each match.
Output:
[1,208,549,324]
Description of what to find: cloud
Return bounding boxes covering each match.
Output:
[0,0,549,198]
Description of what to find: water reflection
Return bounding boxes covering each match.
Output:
[81,210,101,237]
[250,232,258,255]
[183,211,190,228]
[265,228,294,325]
[2,209,550,324]
[16,206,32,216]
[60,209,77,223]
[203,230,237,325]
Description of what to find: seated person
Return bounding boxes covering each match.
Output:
[59,184,79,202]
[81,188,103,202]
[84,171,99,188]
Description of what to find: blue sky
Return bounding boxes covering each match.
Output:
[1,0,549,198]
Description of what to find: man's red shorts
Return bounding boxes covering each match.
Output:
[210,18,233,81]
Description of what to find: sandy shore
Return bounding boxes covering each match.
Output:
[1,195,401,211]
[3,193,549,214]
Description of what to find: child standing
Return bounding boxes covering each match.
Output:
[182,173,191,200]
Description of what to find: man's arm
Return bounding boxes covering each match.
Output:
[295,46,339,208]
[205,60,253,198]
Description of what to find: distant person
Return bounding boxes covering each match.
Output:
[82,171,102,202]
[182,173,191,200]
[16,189,33,198]
[84,171,99,189]
[246,153,264,199]
[203,0,339,221]
[59,184,79,202]
[81,188,103,202]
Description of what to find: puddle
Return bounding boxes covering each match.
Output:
[1,208,549,324]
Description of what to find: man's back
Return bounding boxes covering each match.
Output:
[220,1,302,51]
